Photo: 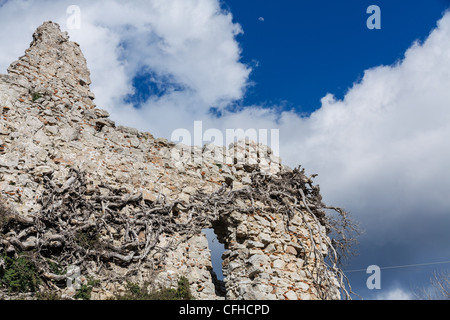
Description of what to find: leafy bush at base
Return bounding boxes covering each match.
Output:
[116,277,193,300]
[0,254,41,293]
[74,278,100,300]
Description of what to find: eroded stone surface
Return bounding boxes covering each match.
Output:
[0,22,340,300]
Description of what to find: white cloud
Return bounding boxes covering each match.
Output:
[376,287,414,300]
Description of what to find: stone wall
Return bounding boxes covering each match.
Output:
[0,22,343,300]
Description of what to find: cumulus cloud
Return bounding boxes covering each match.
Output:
[376,287,414,300]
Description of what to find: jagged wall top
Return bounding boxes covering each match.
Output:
[6,21,94,102]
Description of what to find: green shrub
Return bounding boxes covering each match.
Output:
[115,282,152,300]
[115,277,193,300]
[36,290,62,300]
[75,228,101,250]
[74,278,100,300]
[32,93,42,102]
[173,276,193,300]
[47,260,65,276]
[74,284,93,300]
[0,254,41,293]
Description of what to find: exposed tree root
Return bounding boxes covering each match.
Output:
[0,167,359,299]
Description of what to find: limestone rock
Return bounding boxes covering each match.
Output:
[0,21,343,302]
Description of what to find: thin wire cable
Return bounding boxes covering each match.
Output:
[344,260,450,273]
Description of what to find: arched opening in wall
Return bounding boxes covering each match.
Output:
[202,228,226,297]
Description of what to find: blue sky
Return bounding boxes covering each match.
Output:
[222,0,450,114]
[1,0,450,300]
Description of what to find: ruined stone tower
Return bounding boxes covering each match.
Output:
[0,22,352,300]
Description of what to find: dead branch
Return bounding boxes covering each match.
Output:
[0,166,359,299]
